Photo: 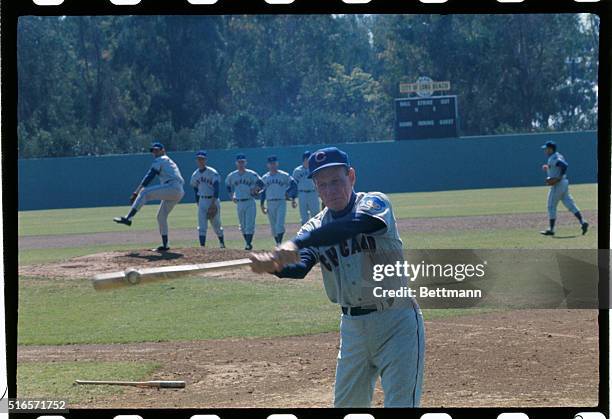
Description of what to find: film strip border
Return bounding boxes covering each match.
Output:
[4,1,611,419]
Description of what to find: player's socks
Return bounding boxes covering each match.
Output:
[162,235,168,248]
[126,208,137,220]
[278,232,284,243]
[574,211,584,224]
[549,219,556,232]
[219,236,225,248]
[199,235,206,247]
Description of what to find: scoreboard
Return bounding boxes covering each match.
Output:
[394,95,459,140]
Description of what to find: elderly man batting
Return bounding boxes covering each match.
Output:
[249,147,425,408]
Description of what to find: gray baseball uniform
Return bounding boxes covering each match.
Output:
[293,164,320,225]
[190,166,223,239]
[546,152,580,219]
[132,155,184,236]
[225,169,262,235]
[277,191,425,408]
[260,170,295,239]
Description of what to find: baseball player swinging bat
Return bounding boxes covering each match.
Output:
[92,258,252,290]
[75,380,185,389]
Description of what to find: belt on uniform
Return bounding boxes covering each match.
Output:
[236,198,251,202]
[199,195,214,199]
[267,198,284,201]
[299,190,316,193]
[341,298,394,316]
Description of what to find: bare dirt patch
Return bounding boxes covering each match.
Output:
[18,309,599,408]
[19,247,257,280]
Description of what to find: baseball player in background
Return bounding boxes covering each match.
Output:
[190,150,225,248]
[113,142,185,252]
[225,154,264,250]
[260,155,298,245]
[293,151,320,226]
[540,140,588,236]
[250,147,425,408]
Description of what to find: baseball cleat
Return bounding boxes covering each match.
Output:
[113,216,132,226]
[152,246,170,252]
[245,244,253,251]
[220,243,226,249]
[540,230,555,236]
[582,222,589,235]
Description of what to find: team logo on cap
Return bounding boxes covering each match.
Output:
[314,151,326,163]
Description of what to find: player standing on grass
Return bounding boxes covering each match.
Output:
[249,147,425,408]
[292,151,320,226]
[260,155,298,245]
[225,154,264,250]
[113,142,185,252]
[540,140,588,236]
[190,150,225,249]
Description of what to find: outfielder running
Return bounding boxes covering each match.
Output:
[225,154,264,250]
[190,150,225,248]
[250,147,425,408]
[540,140,588,236]
[260,155,298,245]
[113,142,185,251]
[293,151,320,226]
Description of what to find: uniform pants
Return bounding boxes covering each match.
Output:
[236,199,256,235]
[298,191,320,225]
[547,178,580,219]
[266,200,286,237]
[197,197,223,237]
[132,183,184,236]
[334,305,425,408]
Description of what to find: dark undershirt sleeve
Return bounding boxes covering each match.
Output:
[556,160,568,175]
[140,168,159,187]
[213,181,220,199]
[292,213,386,249]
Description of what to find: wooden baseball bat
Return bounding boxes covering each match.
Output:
[92,258,252,291]
[75,380,186,388]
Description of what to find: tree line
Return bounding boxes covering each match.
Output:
[17,14,599,158]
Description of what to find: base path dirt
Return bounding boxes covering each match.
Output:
[18,309,599,408]
[18,210,597,250]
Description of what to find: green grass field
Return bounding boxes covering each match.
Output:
[17,184,600,401]
[18,183,598,237]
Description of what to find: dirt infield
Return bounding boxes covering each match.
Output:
[18,309,599,408]
[18,210,597,250]
[20,247,254,279]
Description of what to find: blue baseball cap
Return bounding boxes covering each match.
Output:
[196,150,208,158]
[307,147,350,178]
[150,142,165,151]
[541,141,557,150]
[236,153,246,161]
[267,155,278,163]
[302,151,311,161]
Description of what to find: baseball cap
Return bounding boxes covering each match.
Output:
[195,150,208,158]
[267,155,278,163]
[236,153,246,161]
[541,141,557,150]
[307,147,350,179]
[150,142,165,151]
[302,151,311,161]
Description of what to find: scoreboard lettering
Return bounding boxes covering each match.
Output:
[394,95,459,140]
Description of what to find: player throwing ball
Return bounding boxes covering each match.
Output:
[540,140,588,236]
[113,142,185,251]
[249,147,425,408]
[190,150,225,248]
[293,151,320,226]
[260,155,297,245]
[225,154,264,250]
